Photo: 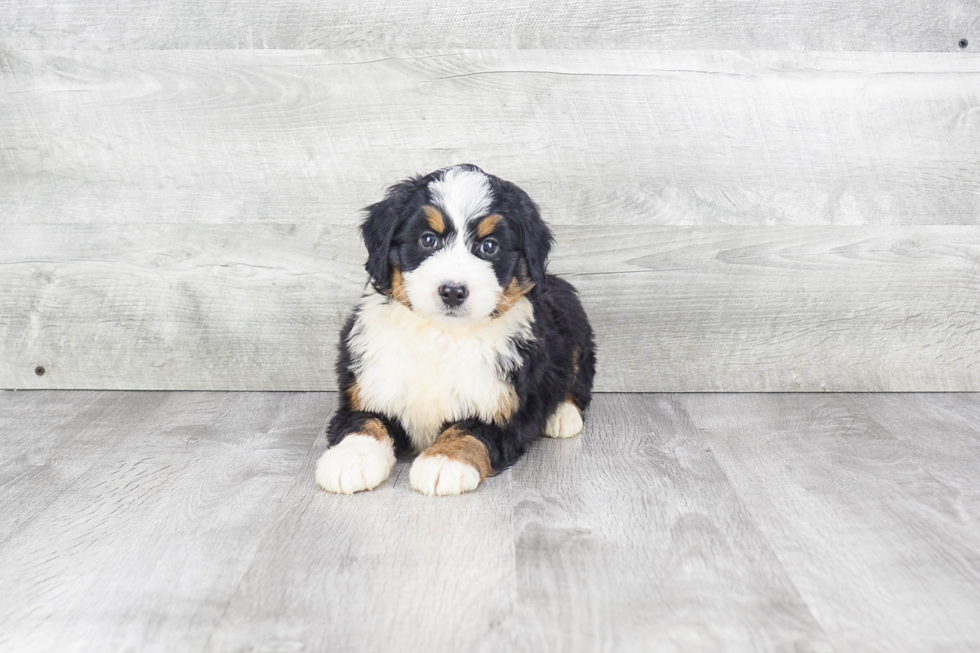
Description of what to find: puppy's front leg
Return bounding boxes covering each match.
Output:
[410,425,494,496]
[316,412,396,495]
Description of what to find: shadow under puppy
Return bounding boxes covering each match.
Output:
[316,164,596,496]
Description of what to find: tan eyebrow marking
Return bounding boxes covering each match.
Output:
[476,214,502,239]
[423,205,446,234]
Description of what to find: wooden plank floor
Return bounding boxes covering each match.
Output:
[1,392,978,652]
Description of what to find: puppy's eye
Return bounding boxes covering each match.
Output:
[420,233,439,249]
[480,239,499,256]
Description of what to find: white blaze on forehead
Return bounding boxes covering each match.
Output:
[427,166,493,231]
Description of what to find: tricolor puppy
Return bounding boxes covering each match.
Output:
[315,164,596,496]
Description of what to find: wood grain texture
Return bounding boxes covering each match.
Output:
[475,393,834,653]
[1,0,976,51]
[205,418,523,653]
[3,49,979,391]
[0,392,824,653]
[3,391,979,652]
[2,223,978,392]
[851,393,980,521]
[0,391,169,546]
[680,393,980,652]
[0,223,363,391]
[0,390,331,653]
[2,50,979,227]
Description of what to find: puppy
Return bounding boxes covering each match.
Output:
[315,164,596,496]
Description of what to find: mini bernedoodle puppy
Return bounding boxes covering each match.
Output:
[315,164,596,496]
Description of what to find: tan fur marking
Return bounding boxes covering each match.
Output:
[493,386,520,425]
[565,394,583,417]
[347,380,363,411]
[358,418,393,444]
[422,427,492,481]
[476,213,502,239]
[423,205,446,234]
[390,265,412,308]
[494,276,535,316]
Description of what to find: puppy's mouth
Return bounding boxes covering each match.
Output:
[425,300,494,325]
[441,306,466,318]
[435,304,481,323]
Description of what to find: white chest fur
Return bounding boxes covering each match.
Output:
[347,293,535,451]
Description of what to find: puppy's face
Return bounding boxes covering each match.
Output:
[361,165,552,325]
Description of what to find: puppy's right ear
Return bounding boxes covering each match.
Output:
[360,178,420,294]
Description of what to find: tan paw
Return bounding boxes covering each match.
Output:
[544,401,584,439]
[409,455,482,496]
[315,435,395,494]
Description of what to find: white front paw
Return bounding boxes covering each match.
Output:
[410,455,481,496]
[316,435,395,494]
[544,401,584,439]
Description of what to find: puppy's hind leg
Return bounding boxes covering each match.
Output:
[545,334,595,439]
[543,400,584,439]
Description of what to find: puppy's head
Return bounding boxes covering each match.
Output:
[361,164,552,324]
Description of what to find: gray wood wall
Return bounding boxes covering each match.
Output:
[2,3,978,391]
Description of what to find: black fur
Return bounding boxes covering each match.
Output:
[361,177,424,295]
[328,165,596,475]
[448,275,595,469]
[484,176,554,296]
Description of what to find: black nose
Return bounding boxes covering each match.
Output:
[438,283,469,308]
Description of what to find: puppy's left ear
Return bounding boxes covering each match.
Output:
[503,181,553,294]
[360,178,420,294]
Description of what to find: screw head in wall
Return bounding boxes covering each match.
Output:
[959,38,969,49]
[35,366,45,376]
